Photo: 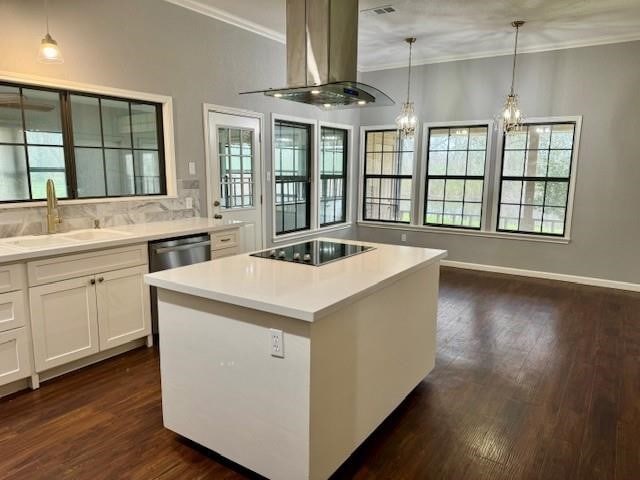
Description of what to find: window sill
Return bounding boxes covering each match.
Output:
[357,221,570,244]
[0,195,179,209]
[272,222,352,244]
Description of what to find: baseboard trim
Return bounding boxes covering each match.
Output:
[39,338,148,383]
[440,260,640,293]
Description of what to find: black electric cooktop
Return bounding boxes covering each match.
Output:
[250,240,374,266]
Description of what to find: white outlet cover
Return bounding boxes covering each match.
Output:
[270,328,284,358]
[188,161,196,175]
[185,197,193,209]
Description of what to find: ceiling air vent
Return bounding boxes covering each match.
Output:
[362,5,396,15]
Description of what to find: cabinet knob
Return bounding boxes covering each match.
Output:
[90,279,96,285]
[98,277,105,283]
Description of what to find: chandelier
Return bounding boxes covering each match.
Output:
[500,21,525,133]
[395,37,418,138]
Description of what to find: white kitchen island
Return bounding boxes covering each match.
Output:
[145,239,447,480]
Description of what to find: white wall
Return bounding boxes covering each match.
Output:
[358,41,640,284]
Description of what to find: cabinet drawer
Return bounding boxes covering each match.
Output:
[0,263,26,294]
[0,291,26,333]
[213,246,240,259]
[211,230,239,250]
[0,327,31,386]
[28,244,148,287]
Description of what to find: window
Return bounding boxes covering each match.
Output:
[0,81,165,203]
[217,127,254,208]
[497,122,576,236]
[320,126,347,226]
[274,120,311,235]
[424,125,488,229]
[363,129,414,223]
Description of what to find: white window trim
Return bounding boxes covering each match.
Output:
[358,124,420,225]
[417,119,494,231]
[318,120,354,228]
[271,114,353,243]
[358,116,582,245]
[0,70,177,208]
[490,115,582,241]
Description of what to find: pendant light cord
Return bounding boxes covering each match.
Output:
[45,0,50,35]
[510,24,520,96]
[406,40,413,104]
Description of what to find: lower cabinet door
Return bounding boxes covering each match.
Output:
[0,327,32,386]
[95,265,150,351]
[29,275,99,372]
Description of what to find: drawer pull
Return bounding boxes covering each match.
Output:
[0,339,16,347]
[220,238,231,242]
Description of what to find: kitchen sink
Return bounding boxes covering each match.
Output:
[0,229,131,250]
[62,229,131,241]
[4,235,81,249]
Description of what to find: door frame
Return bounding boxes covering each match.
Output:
[202,103,267,250]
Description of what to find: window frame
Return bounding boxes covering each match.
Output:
[0,73,176,207]
[272,117,313,236]
[358,116,581,244]
[491,116,582,240]
[358,124,418,225]
[270,115,353,242]
[420,121,493,231]
[319,122,350,228]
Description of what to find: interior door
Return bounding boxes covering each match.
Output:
[208,111,263,252]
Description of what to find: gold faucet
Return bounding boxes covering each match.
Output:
[45,179,62,234]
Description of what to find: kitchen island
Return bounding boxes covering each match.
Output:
[145,238,446,480]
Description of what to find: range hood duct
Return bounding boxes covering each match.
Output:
[240,0,394,109]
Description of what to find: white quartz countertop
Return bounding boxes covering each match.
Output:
[145,238,447,322]
[0,218,242,264]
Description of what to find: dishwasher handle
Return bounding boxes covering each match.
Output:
[153,240,211,255]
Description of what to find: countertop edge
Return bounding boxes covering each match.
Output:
[0,220,242,264]
[145,250,448,322]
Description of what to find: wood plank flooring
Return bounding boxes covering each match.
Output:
[0,267,639,479]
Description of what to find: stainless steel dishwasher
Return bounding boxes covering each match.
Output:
[148,233,211,333]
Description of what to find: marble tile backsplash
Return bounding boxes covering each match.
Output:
[0,183,201,238]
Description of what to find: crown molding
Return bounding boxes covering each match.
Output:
[358,32,640,72]
[164,0,286,44]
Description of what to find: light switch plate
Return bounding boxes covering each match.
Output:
[188,161,196,175]
[270,328,284,358]
[185,197,193,209]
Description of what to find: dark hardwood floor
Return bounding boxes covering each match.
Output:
[1,267,639,479]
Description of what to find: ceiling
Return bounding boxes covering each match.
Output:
[166,0,640,71]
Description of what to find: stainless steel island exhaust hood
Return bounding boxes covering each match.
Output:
[240,0,394,109]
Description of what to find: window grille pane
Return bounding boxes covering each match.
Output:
[423,125,488,229]
[498,122,576,237]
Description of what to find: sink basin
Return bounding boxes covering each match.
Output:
[4,236,80,249]
[62,229,131,241]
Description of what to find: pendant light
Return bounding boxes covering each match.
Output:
[395,37,418,138]
[37,0,64,64]
[500,21,525,133]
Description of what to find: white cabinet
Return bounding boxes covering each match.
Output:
[0,290,27,333]
[29,275,100,372]
[96,265,150,351]
[0,263,33,388]
[211,228,241,259]
[28,245,150,373]
[0,327,31,386]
